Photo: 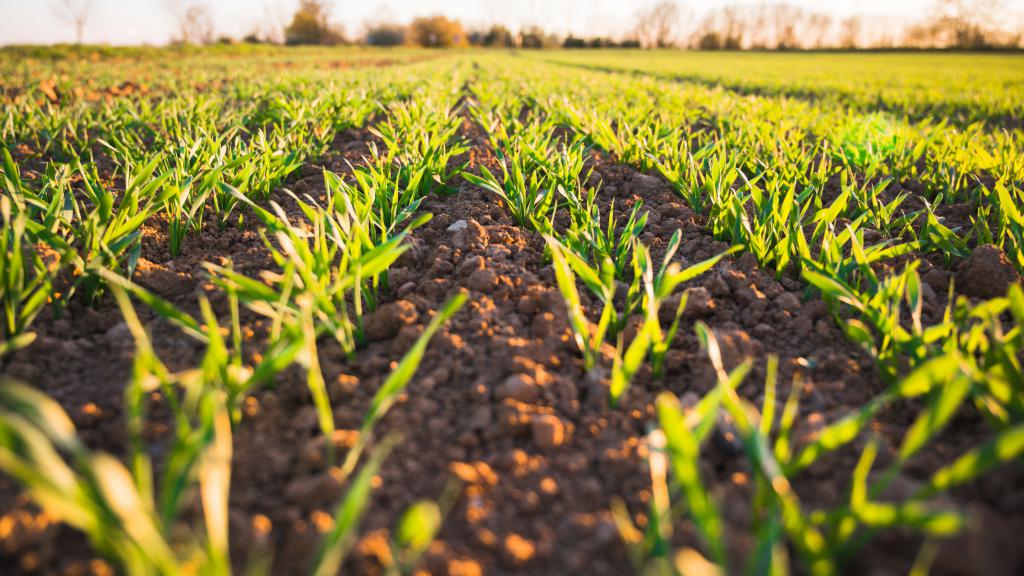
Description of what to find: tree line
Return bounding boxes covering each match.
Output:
[52,0,1023,50]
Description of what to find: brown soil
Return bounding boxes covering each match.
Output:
[956,244,1022,299]
[2,120,1022,576]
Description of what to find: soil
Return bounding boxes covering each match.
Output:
[2,114,1023,576]
[956,244,1022,299]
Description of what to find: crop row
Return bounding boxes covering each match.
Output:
[1,56,473,574]
[461,55,1024,573]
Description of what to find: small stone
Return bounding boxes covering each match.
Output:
[531,414,566,450]
[496,374,540,403]
[447,219,469,232]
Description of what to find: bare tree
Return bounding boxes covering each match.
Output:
[721,6,745,49]
[633,0,683,48]
[51,0,95,44]
[164,0,216,45]
[806,13,832,49]
[770,4,805,49]
[839,15,862,48]
[746,4,770,49]
[933,0,1005,47]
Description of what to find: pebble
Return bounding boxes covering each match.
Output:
[447,219,468,232]
[495,374,540,403]
[531,414,566,450]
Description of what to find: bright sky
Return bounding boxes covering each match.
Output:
[0,0,942,45]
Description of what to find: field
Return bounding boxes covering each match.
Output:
[0,46,1022,575]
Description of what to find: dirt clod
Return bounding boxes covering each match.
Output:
[363,300,418,340]
[531,414,567,450]
[467,268,499,293]
[957,244,1021,299]
[502,533,536,566]
[495,373,540,403]
[284,470,343,508]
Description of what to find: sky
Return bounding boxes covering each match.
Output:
[0,0,947,46]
